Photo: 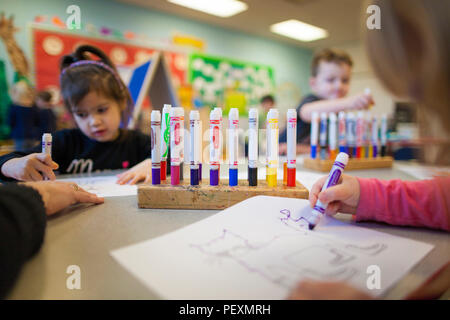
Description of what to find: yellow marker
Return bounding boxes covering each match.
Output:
[266,109,279,187]
[283,162,287,186]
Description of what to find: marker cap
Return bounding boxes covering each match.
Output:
[248,166,257,186]
[229,168,238,186]
[190,168,199,186]
[287,167,296,187]
[311,145,317,159]
[152,168,161,185]
[160,160,167,180]
[210,169,219,186]
[171,165,180,185]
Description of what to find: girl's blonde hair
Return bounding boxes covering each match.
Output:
[364,0,450,164]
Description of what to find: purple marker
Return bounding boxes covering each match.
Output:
[151,110,161,185]
[307,152,349,230]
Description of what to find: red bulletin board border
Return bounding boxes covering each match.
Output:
[32,27,187,92]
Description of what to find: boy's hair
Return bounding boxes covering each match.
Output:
[36,90,52,102]
[311,48,353,76]
[261,94,275,104]
[59,45,132,122]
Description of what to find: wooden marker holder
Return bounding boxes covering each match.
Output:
[303,156,394,172]
[138,179,309,210]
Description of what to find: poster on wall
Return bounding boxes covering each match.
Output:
[188,53,275,115]
[32,26,188,108]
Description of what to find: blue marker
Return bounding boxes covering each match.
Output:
[310,112,319,159]
[319,112,328,160]
[307,152,349,230]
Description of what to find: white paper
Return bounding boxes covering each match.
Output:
[395,163,450,180]
[57,175,137,197]
[110,196,433,299]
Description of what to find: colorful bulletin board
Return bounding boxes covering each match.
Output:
[188,53,275,115]
[31,26,188,107]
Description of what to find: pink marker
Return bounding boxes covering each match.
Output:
[170,107,184,185]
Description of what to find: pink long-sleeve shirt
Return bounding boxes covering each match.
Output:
[355,177,450,231]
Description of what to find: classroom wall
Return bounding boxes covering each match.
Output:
[0,0,313,106]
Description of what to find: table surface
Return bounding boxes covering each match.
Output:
[7,161,450,300]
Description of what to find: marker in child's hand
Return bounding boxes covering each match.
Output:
[307,152,349,230]
[42,133,52,180]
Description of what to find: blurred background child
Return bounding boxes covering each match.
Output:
[279,48,374,155]
[7,80,38,151]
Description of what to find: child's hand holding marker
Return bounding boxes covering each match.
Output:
[1,153,59,181]
[344,91,374,111]
[116,159,152,185]
[309,173,360,216]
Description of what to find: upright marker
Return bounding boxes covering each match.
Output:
[266,109,279,187]
[371,114,379,158]
[356,111,364,158]
[228,108,239,186]
[381,113,387,157]
[307,152,349,230]
[286,109,297,187]
[310,112,319,159]
[214,107,223,181]
[319,112,328,160]
[209,109,221,186]
[328,112,337,160]
[198,119,203,182]
[42,133,52,180]
[365,112,372,158]
[346,112,356,158]
[179,108,185,181]
[151,110,161,185]
[160,104,171,181]
[170,107,184,186]
[189,110,200,186]
[248,108,258,187]
[338,111,347,153]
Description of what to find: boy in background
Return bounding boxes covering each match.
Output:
[35,90,57,137]
[279,48,374,155]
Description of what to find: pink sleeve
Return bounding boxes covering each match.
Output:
[355,177,450,231]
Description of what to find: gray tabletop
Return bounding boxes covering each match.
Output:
[7,162,450,299]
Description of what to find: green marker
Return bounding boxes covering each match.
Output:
[160,104,172,181]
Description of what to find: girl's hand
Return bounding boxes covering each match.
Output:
[309,174,361,216]
[116,159,151,185]
[23,181,104,215]
[1,153,59,181]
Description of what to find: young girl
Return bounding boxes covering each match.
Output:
[290,0,450,300]
[0,45,151,185]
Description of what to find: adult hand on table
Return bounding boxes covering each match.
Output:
[288,280,373,300]
[22,181,104,215]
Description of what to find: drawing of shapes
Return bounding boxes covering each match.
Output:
[285,245,355,271]
[345,243,388,256]
[301,266,358,282]
[190,229,265,259]
[279,209,310,232]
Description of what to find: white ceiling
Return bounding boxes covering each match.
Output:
[115,0,366,49]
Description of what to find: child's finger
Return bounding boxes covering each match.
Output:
[74,190,104,204]
[36,153,59,169]
[28,167,44,181]
[129,174,143,185]
[310,176,328,199]
[325,202,340,215]
[32,159,56,180]
[318,184,350,205]
[144,173,151,184]
[116,173,132,184]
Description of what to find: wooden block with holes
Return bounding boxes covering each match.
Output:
[303,156,394,172]
[138,179,309,210]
